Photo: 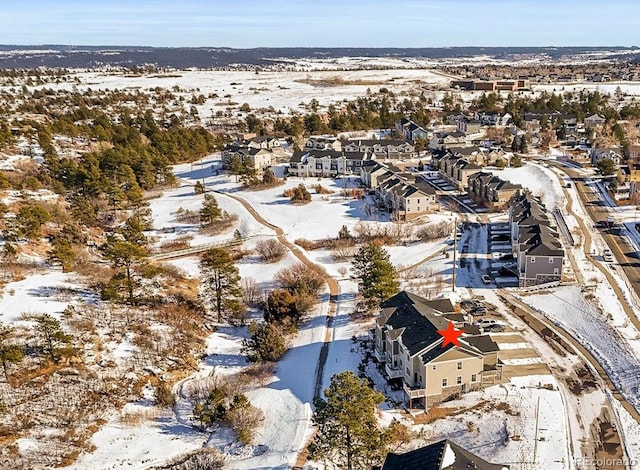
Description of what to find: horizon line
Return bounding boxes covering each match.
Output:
[1,44,639,50]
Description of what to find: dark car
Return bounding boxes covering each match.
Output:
[484,324,506,332]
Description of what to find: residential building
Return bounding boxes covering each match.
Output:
[510,194,565,287]
[304,135,342,151]
[435,154,482,191]
[342,139,415,159]
[373,291,501,409]
[360,161,394,189]
[395,118,430,142]
[585,114,606,126]
[221,144,275,172]
[288,149,375,177]
[468,172,523,211]
[429,131,467,150]
[456,118,482,134]
[381,439,509,470]
[614,164,640,200]
[591,147,623,166]
[375,172,438,220]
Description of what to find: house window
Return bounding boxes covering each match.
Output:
[442,378,448,387]
[531,257,536,263]
[471,374,477,382]
[419,374,423,384]
[456,376,462,385]
[457,361,463,370]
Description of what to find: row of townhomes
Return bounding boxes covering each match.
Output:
[373,291,502,409]
[468,172,523,211]
[288,149,376,177]
[360,162,438,220]
[453,111,512,127]
[289,135,420,178]
[510,193,565,287]
[431,152,482,191]
[221,136,285,171]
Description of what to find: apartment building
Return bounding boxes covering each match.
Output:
[373,291,501,409]
[510,194,565,287]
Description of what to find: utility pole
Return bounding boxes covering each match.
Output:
[452,217,457,292]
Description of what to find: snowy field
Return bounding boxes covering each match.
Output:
[488,162,563,210]
[535,82,640,96]
[0,271,93,324]
[1,68,450,117]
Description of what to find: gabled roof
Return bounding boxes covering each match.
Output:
[380,292,485,359]
[381,291,450,356]
[382,439,509,470]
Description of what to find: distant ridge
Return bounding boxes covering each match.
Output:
[0,45,638,69]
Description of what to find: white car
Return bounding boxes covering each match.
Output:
[475,319,500,329]
[481,274,492,284]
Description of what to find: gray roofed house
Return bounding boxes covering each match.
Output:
[510,193,564,287]
[381,439,509,470]
[373,291,502,409]
[468,172,522,211]
[288,149,375,177]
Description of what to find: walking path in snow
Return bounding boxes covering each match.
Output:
[207,188,341,468]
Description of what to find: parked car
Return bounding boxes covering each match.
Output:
[470,306,487,316]
[603,249,613,262]
[460,300,478,310]
[481,274,492,284]
[475,319,500,329]
[484,324,506,332]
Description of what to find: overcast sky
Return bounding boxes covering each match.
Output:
[1,0,639,48]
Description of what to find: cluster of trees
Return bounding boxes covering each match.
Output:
[283,184,312,204]
[0,314,74,384]
[227,157,280,189]
[242,262,325,363]
[36,108,224,227]
[192,386,264,445]
[254,238,286,262]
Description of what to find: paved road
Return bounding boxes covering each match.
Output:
[556,164,640,302]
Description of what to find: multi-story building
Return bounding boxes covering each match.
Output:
[304,135,342,151]
[395,118,430,142]
[468,172,523,211]
[510,194,565,287]
[373,291,501,409]
[342,139,416,159]
[288,149,375,177]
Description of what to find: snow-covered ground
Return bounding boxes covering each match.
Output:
[1,68,449,117]
[488,162,562,210]
[0,271,91,324]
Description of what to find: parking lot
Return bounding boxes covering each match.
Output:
[488,222,519,287]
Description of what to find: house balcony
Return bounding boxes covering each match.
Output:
[373,348,386,363]
[385,363,403,379]
[403,382,426,399]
